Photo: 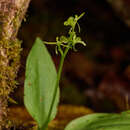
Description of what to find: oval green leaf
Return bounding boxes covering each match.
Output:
[24,37,59,128]
[65,111,130,130]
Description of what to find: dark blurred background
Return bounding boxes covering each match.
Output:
[17,0,130,113]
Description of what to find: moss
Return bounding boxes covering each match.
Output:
[0,1,23,128]
[0,0,31,128]
[0,38,21,128]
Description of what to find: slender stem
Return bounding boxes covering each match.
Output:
[39,47,70,130]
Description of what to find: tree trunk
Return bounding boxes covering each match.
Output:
[0,0,31,129]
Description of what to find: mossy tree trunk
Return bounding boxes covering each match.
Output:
[0,0,31,129]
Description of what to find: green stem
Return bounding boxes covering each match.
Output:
[39,47,70,130]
